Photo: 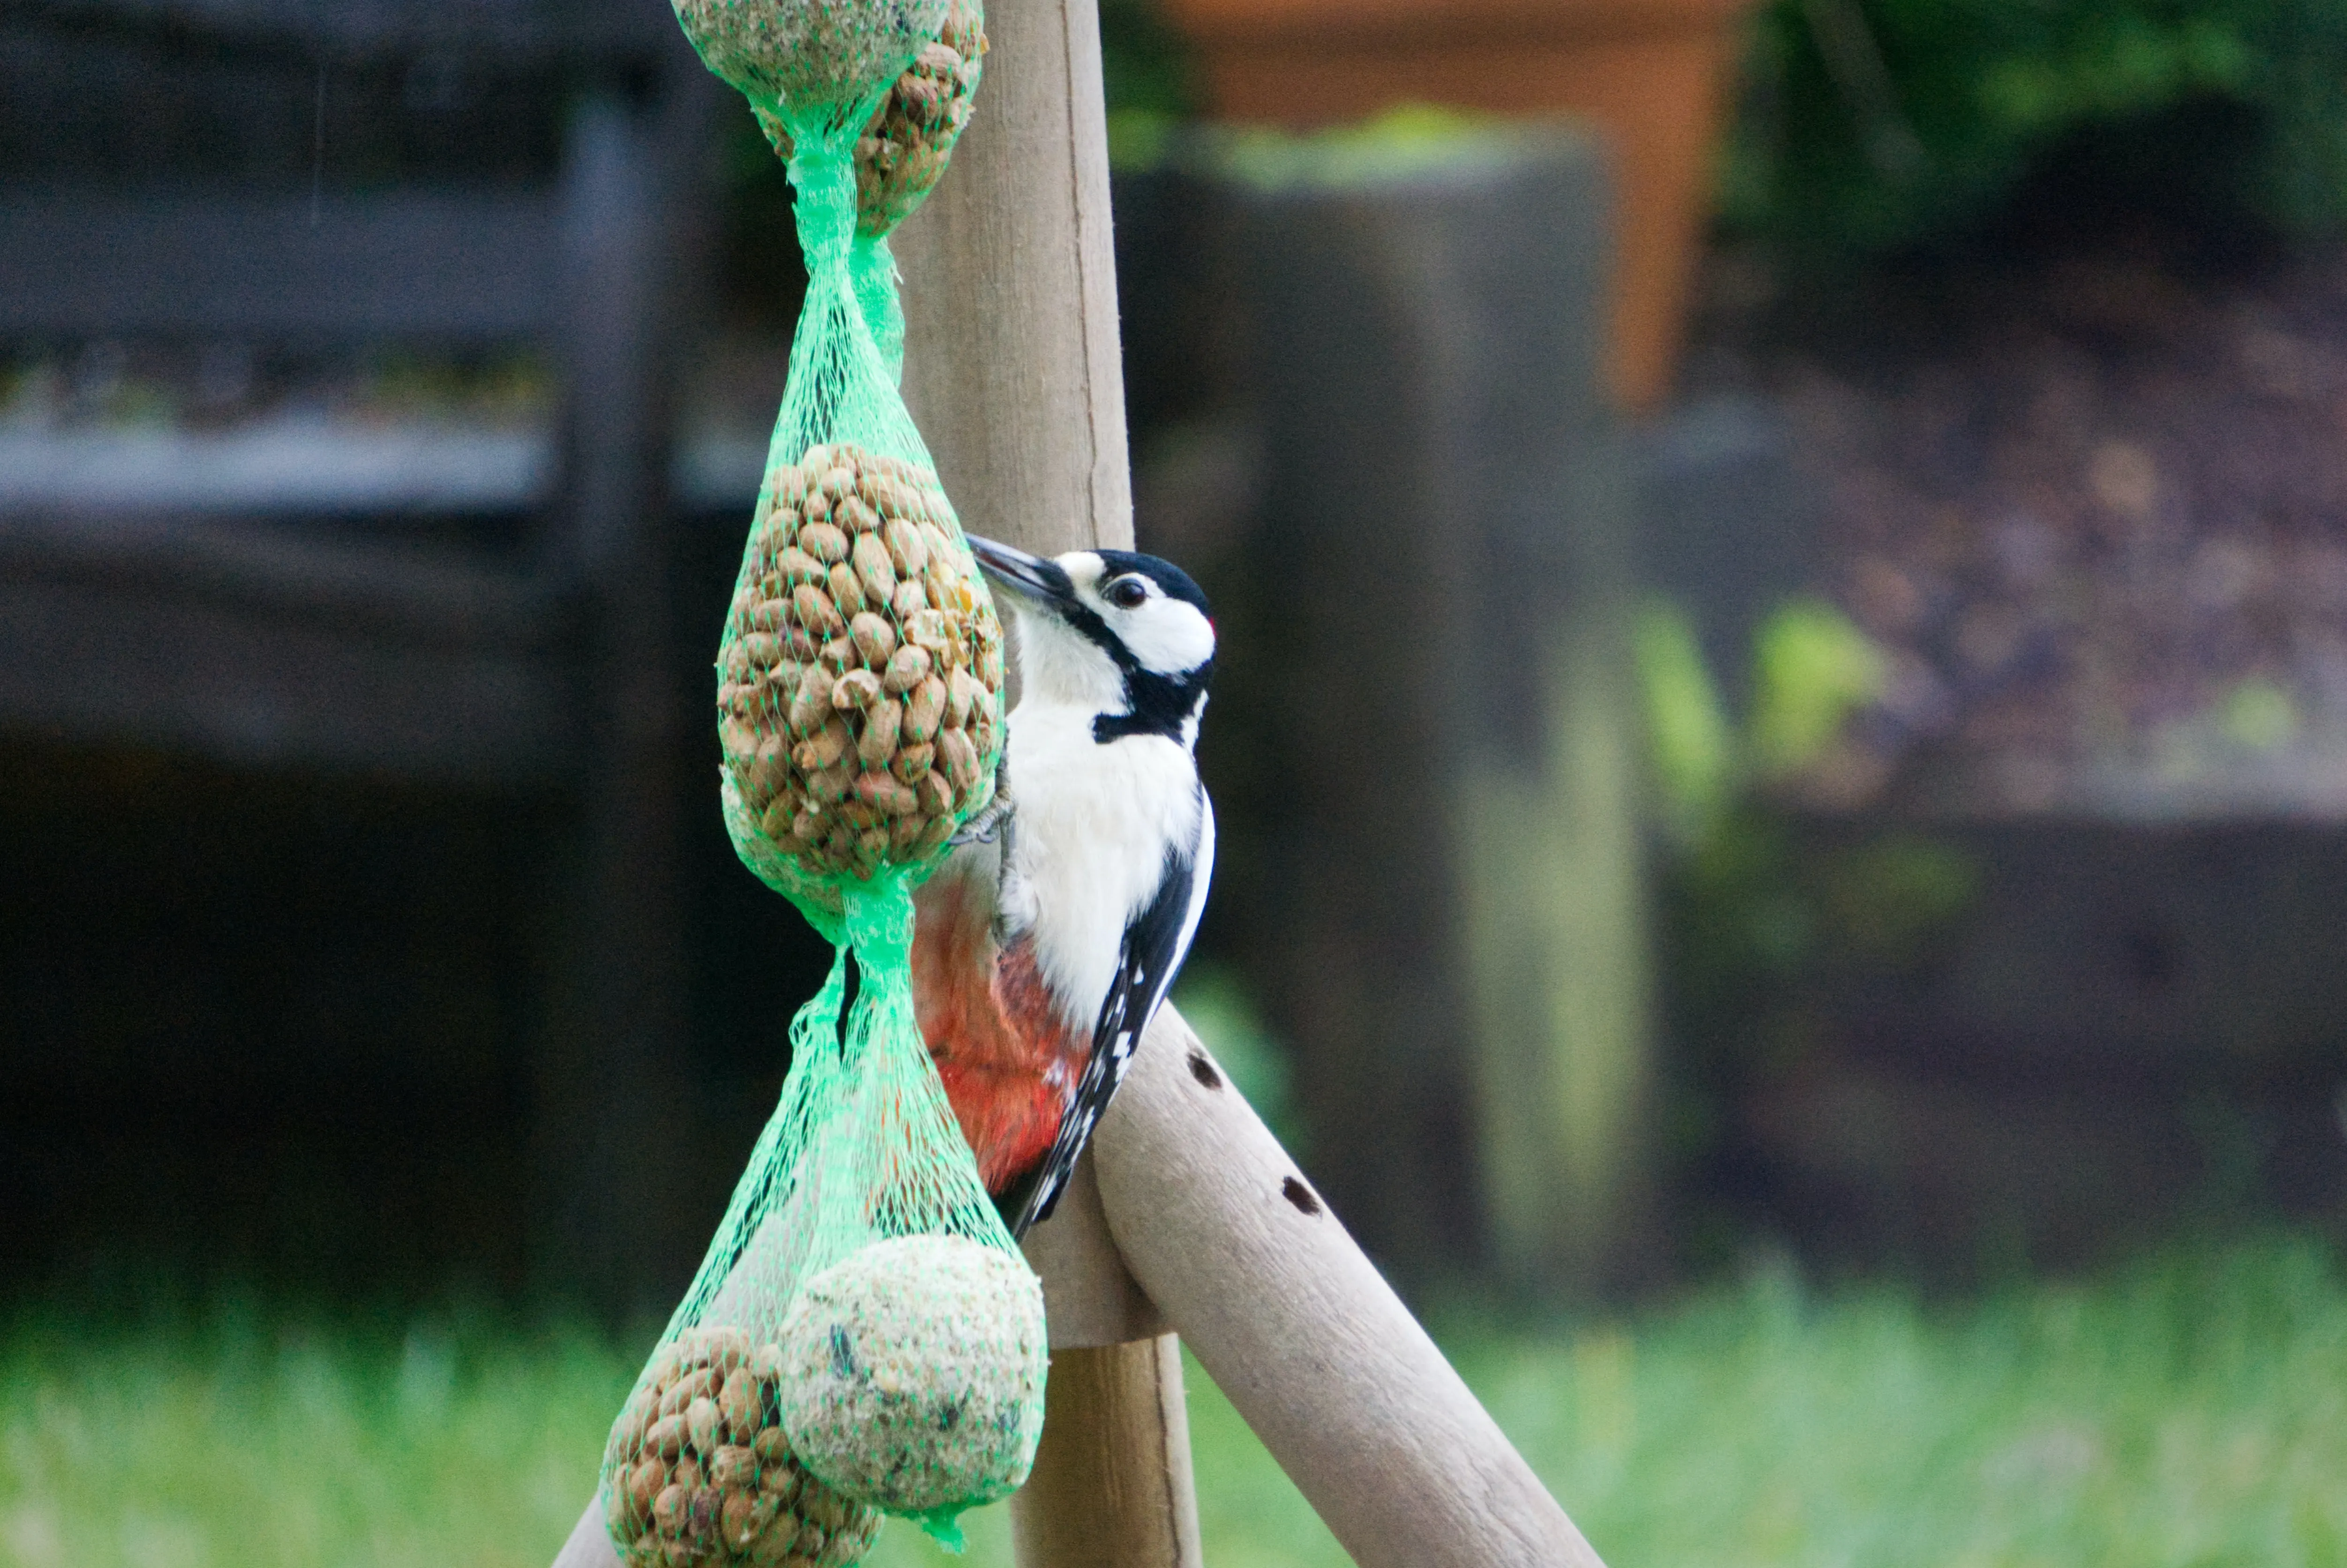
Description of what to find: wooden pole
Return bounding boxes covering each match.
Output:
[1008,1333,1202,1568]
[892,0,1207,1560]
[1096,1010,1606,1568]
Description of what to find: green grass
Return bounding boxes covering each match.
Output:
[7,1238,2346,1567]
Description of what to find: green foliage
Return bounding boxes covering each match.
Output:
[12,1236,2347,1566]
[1635,596,1973,1187]
[1729,0,2347,255]
[1210,105,1520,191]
[1634,596,1886,838]
[1634,605,1738,840]
[1749,600,1890,785]
[1098,0,1194,120]
[2220,675,2301,752]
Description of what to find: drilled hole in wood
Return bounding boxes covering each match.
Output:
[1187,1050,1222,1089]
[1282,1176,1320,1215]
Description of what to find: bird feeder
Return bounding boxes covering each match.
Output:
[552,0,1607,1563]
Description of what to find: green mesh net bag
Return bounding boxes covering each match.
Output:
[599,4,1043,1564]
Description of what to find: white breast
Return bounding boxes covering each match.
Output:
[1001,700,1202,1035]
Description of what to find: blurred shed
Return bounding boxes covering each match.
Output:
[0,0,727,1310]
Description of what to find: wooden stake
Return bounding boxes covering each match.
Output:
[893,0,1132,556]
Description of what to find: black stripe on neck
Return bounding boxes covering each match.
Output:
[1095,662,1211,743]
[1052,599,1210,745]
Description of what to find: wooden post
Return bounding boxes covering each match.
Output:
[892,0,1207,1560]
[530,74,710,1317]
[1008,1333,1202,1568]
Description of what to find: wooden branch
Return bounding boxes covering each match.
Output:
[551,1501,619,1568]
[1093,1007,1607,1568]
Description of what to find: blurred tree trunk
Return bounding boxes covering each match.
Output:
[1229,128,1658,1295]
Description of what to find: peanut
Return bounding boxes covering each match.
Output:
[809,760,857,804]
[858,697,903,768]
[709,1443,759,1491]
[791,716,850,773]
[723,1492,780,1552]
[916,770,955,818]
[882,516,929,578]
[748,1510,800,1562]
[653,1483,690,1538]
[938,727,981,789]
[792,584,842,638]
[628,1457,668,1520]
[659,1368,718,1418]
[798,522,848,564]
[883,645,931,694]
[686,1395,722,1459]
[855,771,919,817]
[830,669,882,710]
[905,676,946,742]
[945,667,983,730]
[890,743,935,783]
[718,1371,765,1441]
[848,611,897,666]
[826,563,867,617]
[787,666,833,733]
[852,532,897,601]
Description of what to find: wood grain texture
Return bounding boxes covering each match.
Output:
[892,0,1133,556]
[1095,1006,1608,1568]
[1020,1149,1169,1348]
[1010,1338,1203,1568]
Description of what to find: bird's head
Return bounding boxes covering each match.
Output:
[968,537,1215,745]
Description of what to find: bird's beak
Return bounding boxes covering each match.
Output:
[968,535,1076,610]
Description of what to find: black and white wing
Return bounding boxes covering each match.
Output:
[1003,785,1215,1238]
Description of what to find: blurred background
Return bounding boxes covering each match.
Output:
[6,0,2347,1562]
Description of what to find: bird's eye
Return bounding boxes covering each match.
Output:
[1107,577,1150,610]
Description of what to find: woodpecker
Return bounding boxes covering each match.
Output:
[911,536,1216,1238]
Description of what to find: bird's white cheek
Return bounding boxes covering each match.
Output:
[1118,601,1215,677]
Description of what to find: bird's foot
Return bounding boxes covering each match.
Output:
[947,759,1014,847]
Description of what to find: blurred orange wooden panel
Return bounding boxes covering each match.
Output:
[1160,0,1757,414]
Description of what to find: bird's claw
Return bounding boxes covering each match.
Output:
[947,758,1014,848]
